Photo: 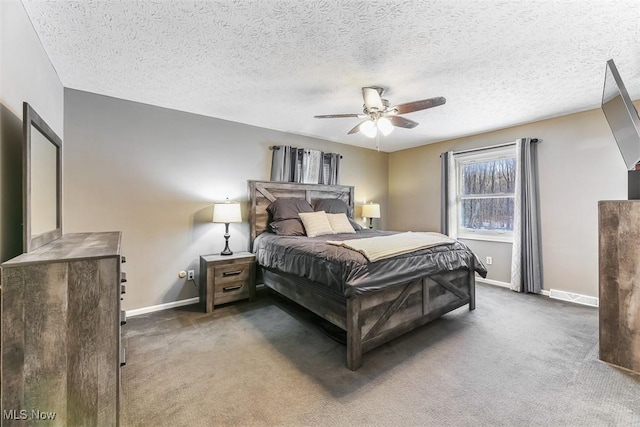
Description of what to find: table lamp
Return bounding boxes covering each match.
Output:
[213,199,242,255]
[361,203,381,229]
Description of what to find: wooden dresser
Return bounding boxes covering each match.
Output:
[1,232,126,426]
[598,201,640,375]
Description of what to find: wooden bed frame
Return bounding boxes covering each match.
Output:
[248,180,476,370]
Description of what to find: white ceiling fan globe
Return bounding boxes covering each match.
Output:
[360,120,377,138]
[377,117,394,136]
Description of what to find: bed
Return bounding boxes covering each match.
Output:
[248,180,487,370]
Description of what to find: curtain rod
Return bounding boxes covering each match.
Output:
[269,145,343,159]
[452,138,540,156]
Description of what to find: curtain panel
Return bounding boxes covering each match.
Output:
[270,145,341,185]
[440,151,458,239]
[510,138,543,293]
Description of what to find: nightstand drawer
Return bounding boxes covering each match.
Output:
[200,252,256,312]
[214,262,252,287]
[214,280,250,304]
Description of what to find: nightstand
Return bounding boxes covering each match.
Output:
[199,252,256,313]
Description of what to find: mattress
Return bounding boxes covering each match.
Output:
[253,229,487,297]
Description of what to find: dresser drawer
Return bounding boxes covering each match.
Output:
[214,262,252,287]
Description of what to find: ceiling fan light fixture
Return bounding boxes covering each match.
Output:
[377,117,393,136]
[360,120,377,138]
[314,87,446,140]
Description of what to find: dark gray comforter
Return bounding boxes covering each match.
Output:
[254,230,487,297]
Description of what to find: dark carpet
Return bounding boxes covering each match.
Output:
[121,283,639,426]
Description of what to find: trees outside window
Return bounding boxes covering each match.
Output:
[455,147,516,240]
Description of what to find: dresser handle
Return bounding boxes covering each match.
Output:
[121,256,127,264]
[121,272,127,283]
[222,270,242,277]
[121,284,126,295]
[223,284,243,292]
[120,310,127,325]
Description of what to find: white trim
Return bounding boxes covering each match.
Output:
[477,277,551,296]
[453,141,517,156]
[126,297,199,317]
[548,289,599,307]
[476,277,511,288]
[459,235,513,244]
[455,144,516,161]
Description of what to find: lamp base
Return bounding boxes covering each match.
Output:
[221,223,233,256]
[368,218,374,229]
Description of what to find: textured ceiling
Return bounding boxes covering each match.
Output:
[21,0,640,152]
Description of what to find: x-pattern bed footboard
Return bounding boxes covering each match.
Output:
[346,270,474,370]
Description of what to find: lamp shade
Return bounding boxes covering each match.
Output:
[213,201,242,223]
[361,203,381,218]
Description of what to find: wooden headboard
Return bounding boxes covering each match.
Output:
[248,180,355,249]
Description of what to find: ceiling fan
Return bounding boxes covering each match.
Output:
[314,87,446,138]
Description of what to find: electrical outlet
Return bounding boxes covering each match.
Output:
[485,256,493,265]
[187,270,195,280]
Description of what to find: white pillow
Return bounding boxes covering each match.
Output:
[298,211,335,237]
[327,213,356,234]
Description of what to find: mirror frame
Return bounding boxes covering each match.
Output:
[23,102,62,252]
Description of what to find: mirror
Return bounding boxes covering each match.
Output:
[23,102,62,252]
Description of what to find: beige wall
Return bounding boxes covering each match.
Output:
[64,89,388,310]
[389,107,630,297]
[0,0,64,263]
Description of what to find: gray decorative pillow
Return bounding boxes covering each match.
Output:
[267,198,314,221]
[314,198,350,215]
[349,219,364,231]
[269,219,306,236]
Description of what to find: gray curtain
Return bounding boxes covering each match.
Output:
[270,145,341,185]
[320,153,340,185]
[510,138,543,293]
[440,151,458,238]
[270,145,293,181]
[440,151,450,234]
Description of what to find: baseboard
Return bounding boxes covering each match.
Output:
[126,297,199,317]
[476,277,511,288]
[548,289,599,307]
[476,277,551,296]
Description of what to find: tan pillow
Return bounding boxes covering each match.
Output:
[298,211,335,237]
[327,213,356,234]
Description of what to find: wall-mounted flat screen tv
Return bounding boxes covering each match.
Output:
[601,59,640,171]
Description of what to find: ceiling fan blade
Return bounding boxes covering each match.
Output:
[362,87,384,111]
[347,121,368,135]
[392,96,446,114]
[389,115,419,129]
[314,113,363,119]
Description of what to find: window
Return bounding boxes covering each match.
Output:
[455,147,517,241]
